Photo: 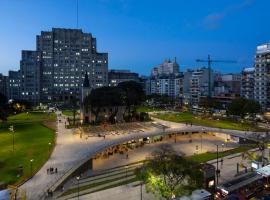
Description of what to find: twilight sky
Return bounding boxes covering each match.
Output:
[0,0,270,75]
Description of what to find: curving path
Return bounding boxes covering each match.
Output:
[19,113,266,200]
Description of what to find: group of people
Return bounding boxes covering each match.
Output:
[185,122,193,126]
[47,167,58,174]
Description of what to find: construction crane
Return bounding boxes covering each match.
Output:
[196,55,236,98]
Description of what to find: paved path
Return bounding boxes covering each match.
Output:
[19,113,265,200]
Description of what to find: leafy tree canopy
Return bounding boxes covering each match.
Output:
[228,98,261,117]
[136,145,203,199]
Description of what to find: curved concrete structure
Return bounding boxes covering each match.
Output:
[49,118,265,195]
[20,113,266,200]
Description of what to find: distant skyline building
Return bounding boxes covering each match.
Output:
[241,67,255,100]
[147,58,183,99]
[151,58,179,76]
[254,43,270,111]
[147,74,183,98]
[108,69,139,87]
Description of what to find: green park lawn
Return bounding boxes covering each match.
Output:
[187,144,255,163]
[136,106,163,113]
[154,112,264,131]
[0,112,56,185]
[62,110,78,117]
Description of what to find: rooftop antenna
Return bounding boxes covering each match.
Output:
[76,0,79,28]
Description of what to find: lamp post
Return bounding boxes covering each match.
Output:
[48,142,51,154]
[76,176,80,200]
[9,125,15,152]
[201,128,205,153]
[30,159,34,176]
[140,182,143,200]
[216,145,219,186]
[222,143,224,152]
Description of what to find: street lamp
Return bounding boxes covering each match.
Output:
[48,142,51,154]
[9,125,15,152]
[30,159,34,176]
[76,176,80,200]
[140,182,143,200]
[201,128,205,153]
[216,145,220,186]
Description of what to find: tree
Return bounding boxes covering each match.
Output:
[228,98,261,118]
[146,94,175,107]
[199,97,222,111]
[70,98,79,125]
[84,86,125,123]
[136,145,203,199]
[118,81,145,120]
[243,99,261,117]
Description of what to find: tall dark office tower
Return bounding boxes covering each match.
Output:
[20,50,41,104]
[20,28,108,103]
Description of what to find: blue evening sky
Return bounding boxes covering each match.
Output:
[0,0,269,76]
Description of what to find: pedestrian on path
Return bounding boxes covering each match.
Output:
[55,168,58,173]
[126,154,129,159]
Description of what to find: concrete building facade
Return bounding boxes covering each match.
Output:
[254,43,270,111]
[147,58,183,99]
[151,58,179,76]
[17,28,108,104]
[0,73,8,98]
[148,74,183,98]
[20,50,41,104]
[183,67,214,106]
[241,67,255,100]
[8,70,21,101]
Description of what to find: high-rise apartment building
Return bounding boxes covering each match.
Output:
[254,43,270,111]
[147,58,183,99]
[183,67,214,106]
[20,50,41,104]
[148,74,183,98]
[8,70,21,101]
[241,67,255,100]
[20,28,108,103]
[0,73,8,98]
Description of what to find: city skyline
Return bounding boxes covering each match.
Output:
[1,0,270,75]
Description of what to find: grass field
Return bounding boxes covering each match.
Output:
[0,112,56,185]
[136,106,163,113]
[62,110,74,117]
[187,144,256,163]
[154,112,264,131]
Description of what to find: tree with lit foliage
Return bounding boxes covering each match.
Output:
[136,145,203,199]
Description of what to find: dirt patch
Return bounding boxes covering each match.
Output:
[43,120,57,131]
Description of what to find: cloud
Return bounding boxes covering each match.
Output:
[202,0,253,30]
[203,12,225,30]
